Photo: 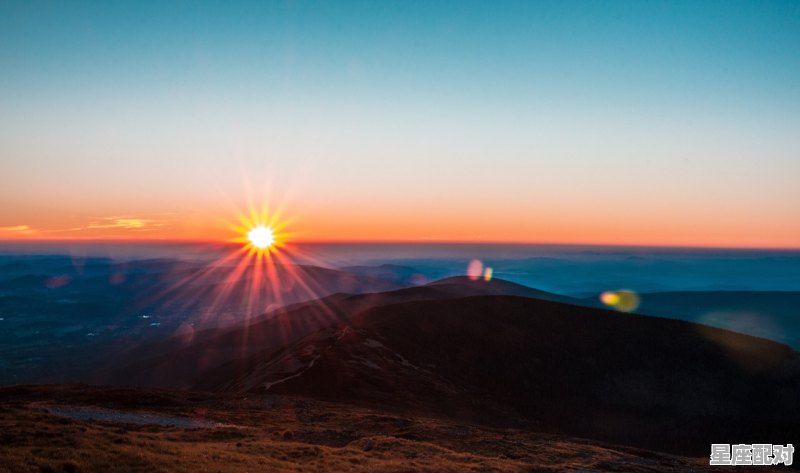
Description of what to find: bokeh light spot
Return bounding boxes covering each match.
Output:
[599,290,640,312]
[466,259,484,280]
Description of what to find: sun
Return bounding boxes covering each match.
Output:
[228,200,292,255]
[247,225,275,250]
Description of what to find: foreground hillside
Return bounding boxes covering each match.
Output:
[193,292,800,456]
[5,276,798,470]
[0,385,754,473]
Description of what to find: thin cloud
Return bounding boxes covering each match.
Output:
[85,216,166,231]
[0,225,36,235]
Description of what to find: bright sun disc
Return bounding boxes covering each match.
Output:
[247,225,274,249]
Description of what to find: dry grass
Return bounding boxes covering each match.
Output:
[0,385,755,473]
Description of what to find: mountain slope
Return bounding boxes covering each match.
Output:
[195,295,800,456]
[105,277,563,387]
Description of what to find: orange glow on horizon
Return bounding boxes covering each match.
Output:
[1,197,799,250]
[117,199,352,356]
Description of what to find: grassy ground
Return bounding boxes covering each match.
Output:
[0,385,749,473]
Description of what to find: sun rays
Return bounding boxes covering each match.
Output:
[134,189,344,369]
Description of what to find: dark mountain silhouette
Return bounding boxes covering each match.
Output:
[4,256,799,465]
[104,276,566,387]
[193,292,800,456]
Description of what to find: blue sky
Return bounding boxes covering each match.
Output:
[1,1,799,246]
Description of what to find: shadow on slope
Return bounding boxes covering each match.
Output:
[104,277,565,388]
[195,295,800,457]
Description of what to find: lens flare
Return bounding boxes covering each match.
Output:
[467,259,483,280]
[600,292,621,306]
[599,290,640,312]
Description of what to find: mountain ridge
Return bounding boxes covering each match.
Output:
[192,293,800,456]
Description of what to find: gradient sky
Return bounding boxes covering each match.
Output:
[1,0,799,247]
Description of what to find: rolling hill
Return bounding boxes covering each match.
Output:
[193,292,800,456]
[104,276,569,387]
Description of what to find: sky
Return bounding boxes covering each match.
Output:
[1,0,799,248]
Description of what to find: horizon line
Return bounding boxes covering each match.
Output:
[0,237,799,252]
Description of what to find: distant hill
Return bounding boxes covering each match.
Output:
[594,290,800,349]
[194,293,800,456]
[104,276,567,387]
[0,257,411,384]
[340,263,429,285]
